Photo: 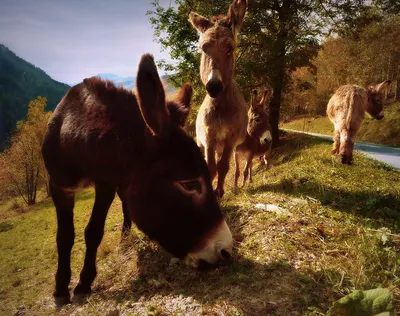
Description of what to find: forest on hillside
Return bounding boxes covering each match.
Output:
[149,0,400,140]
[0,44,69,150]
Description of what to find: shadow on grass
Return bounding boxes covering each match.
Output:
[96,245,331,315]
[92,203,332,316]
[0,221,14,232]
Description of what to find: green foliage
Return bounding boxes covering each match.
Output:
[0,44,69,150]
[0,96,51,204]
[148,0,394,143]
[328,288,394,316]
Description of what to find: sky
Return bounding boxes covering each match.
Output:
[0,0,176,84]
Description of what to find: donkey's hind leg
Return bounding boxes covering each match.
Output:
[339,128,354,165]
[51,180,76,306]
[73,183,116,301]
[118,191,132,240]
[331,127,340,155]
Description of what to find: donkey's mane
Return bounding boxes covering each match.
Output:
[82,76,137,111]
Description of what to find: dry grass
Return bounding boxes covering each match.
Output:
[0,133,399,315]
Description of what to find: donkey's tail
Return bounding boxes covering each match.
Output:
[345,91,355,131]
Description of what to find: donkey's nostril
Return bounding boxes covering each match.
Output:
[220,249,231,261]
[376,115,384,120]
[206,80,223,98]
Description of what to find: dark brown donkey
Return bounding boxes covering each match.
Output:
[42,54,233,306]
[234,89,272,187]
[121,83,193,236]
[189,0,249,199]
[327,80,391,164]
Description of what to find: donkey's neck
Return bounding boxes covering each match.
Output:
[212,80,242,108]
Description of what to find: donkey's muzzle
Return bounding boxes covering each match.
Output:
[376,114,384,120]
[206,79,223,98]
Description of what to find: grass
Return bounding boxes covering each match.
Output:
[280,101,400,147]
[0,133,399,315]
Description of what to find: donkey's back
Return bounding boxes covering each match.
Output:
[43,78,144,189]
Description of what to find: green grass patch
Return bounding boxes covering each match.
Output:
[0,133,399,315]
[281,101,400,147]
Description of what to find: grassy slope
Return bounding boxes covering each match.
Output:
[0,134,399,316]
[281,101,400,147]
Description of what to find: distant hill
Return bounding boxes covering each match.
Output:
[94,73,176,93]
[96,73,136,90]
[0,44,70,150]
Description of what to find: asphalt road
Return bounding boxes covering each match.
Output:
[282,128,400,169]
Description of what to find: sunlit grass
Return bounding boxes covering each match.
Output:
[0,133,399,315]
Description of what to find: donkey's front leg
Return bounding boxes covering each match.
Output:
[73,183,116,302]
[243,153,254,187]
[51,181,75,306]
[215,143,234,199]
[205,144,217,181]
[234,151,240,189]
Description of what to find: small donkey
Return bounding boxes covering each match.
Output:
[327,80,391,164]
[235,89,272,188]
[189,0,249,199]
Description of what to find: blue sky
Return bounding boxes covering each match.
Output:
[0,0,176,84]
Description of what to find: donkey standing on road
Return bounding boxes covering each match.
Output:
[42,54,233,306]
[189,0,249,198]
[327,80,391,164]
[235,89,272,188]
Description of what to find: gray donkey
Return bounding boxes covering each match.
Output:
[189,0,248,198]
[235,89,272,188]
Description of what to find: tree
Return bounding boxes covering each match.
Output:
[148,0,395,144]
[0,96,51,205]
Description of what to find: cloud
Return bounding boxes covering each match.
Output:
[0,0,175,84]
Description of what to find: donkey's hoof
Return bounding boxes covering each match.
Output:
[340,155,352,165]
[54,295,71,307]
[73,292,90,305]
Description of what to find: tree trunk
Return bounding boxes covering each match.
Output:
[269,0,289,148]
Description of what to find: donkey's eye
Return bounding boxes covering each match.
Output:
[227,47,234,55]
[179,180,202,194]
[255,118,261,123]
[201,42,212,53]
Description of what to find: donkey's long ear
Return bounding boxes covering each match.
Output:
[166,83,193,127]
[250,89,258,109]
[260,89,270,110]
[189,12,213,33]
[136,54,170,137]
[376,79,392,94]
[227,0,248,39]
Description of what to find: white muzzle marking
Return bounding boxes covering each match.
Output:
[260,131,272,144]
[185,220,233,267]
[207,69,222,83]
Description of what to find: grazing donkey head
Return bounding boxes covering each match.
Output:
[366,80,391,120]
[327,79,391,164]
[248,89,272,145]
[189,0,247,98]
[42,54,233,306]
